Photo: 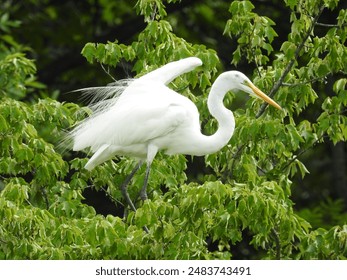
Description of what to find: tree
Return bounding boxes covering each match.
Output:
[0,0,346,259]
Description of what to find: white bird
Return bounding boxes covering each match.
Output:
[69,57,281,220]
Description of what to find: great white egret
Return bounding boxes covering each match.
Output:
[68,57,281,221]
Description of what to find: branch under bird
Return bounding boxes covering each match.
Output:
[65,57,282,232]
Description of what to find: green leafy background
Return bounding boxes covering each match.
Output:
[0,0,346,259]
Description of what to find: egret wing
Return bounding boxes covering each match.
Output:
[70,57,202,159]
[140,57,202,85]
[72,83,196,154]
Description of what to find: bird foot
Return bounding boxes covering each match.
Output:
[139,190,148,201]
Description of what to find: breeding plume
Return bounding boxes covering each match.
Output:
[69,57,281,218]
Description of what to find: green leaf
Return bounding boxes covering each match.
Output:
[15,146,34,162]
[333,78,347,93]
[0,115,9,132]
[81,43,96,63]
[284,0,298,9]
[317,62,329,77]
[281,41,296,59]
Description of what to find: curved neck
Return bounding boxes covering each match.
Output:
[187,74,235,156]
[205,75,235,152]
[165,74,235,157]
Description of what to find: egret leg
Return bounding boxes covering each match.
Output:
[138,143,157,202]
[120,161,143,213]
[139,164,151,201]
[119,161,149,234]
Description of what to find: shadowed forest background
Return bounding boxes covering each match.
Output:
[0,0,346,259]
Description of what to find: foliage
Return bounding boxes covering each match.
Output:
[0,0,347,259]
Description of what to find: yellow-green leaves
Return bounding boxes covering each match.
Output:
[224,0,277,66]
[81,42,136,66]
[135,0,168,22]
[1,0,347,261]
[0,53,37,100]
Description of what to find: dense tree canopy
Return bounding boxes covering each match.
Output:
[0,0,346,259]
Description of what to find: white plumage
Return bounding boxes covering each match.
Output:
[67,57,281,218]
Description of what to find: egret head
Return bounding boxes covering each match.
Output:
[224,71,282,110]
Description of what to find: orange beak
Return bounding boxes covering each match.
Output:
[247,81,282,110]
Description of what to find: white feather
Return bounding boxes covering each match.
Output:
[63,57,281,171]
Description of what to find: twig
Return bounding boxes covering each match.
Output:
[150,2,158,21]
[271,228,281,259]
[256,5,325,119]
[0,238,8,244]
[282,76,326,87]
[222,143,246,182]
[100,63,116,82]
[316,22,347,28]
[40,187,50,209]
[249,22,262,77]
[99,185,123,206]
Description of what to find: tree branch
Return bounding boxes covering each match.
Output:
[256,5,325,118]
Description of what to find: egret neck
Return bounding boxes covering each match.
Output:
[201,73,235,155]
